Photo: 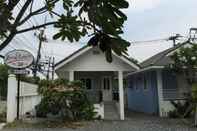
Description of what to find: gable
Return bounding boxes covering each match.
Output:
[55,47,139,72]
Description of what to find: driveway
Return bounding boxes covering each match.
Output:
[1,112,196,131]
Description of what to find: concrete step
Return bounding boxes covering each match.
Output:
[104,101,119,120]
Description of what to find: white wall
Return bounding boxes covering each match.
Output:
[19,82,41,116]
[7,77,41,123]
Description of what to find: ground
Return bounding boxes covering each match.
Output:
[1,112,196,131]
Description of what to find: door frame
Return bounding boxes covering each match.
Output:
[102,76,112,101]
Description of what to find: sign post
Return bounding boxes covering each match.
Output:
[4,50,34,120]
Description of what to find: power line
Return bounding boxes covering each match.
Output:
[131,35,189,45]
[13,37,37,54]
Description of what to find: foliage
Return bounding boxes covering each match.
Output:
[170,43,197,125]
[168,100,193,118]
[0,0,130,62]
[171,43,197,102]
[0,64,8,100]
[36,79,96,121]
[20,76,40,84]
[0,112,6,122]
[171,43,197,83]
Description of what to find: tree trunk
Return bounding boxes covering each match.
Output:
[0,33,16,51]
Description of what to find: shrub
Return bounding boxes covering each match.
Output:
[169,100,192,118]
[36,79,96,121]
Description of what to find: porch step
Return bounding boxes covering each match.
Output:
[104,101,119,120]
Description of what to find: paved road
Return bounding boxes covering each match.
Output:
[1,112,196,131]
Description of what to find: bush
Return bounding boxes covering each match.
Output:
[169,100,192,118]
[36,79,96,121]
[0,112,6,122]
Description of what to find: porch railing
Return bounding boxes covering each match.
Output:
[163,88,188,100]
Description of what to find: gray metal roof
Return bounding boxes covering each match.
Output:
[140,41,192,68]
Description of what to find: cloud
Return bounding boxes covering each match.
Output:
[127,0,163,12]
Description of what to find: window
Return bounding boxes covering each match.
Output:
[135,76,141,91]
[143,75,148,90]
[81,78,92,89]
[103,77,110,90]
[128,79,134,89]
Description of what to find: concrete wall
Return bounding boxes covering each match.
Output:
[127,71,159,115]
[7,76,41,122]
[19,82,41,116]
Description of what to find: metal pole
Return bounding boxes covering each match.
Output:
[52,57,55,80]
[17,74,20,120]
[34,30,44,77]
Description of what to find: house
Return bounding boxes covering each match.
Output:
[55,46,140,120]
[127,41,193,117]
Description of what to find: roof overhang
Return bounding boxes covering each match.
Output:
[125,66,164,77]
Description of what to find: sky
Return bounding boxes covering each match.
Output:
[1,0,197,63]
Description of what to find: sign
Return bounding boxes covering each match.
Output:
[12,69,30,75]
[4,50,34,69]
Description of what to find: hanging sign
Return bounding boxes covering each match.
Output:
[4,50,34,69]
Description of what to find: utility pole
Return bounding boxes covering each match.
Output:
[33,29,46,77]
[168,34,182,46]
[189,28,197,42]
[52,57,55,80]
[46,57,51,80]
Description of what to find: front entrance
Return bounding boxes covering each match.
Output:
[102,76,112,101]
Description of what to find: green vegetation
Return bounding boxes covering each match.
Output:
[0,112,6,122]
[171,43,197,126]
[36,79,96,121]
[0,0,130,62]
[0,64,8,100]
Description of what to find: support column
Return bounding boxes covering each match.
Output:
[118,71,125,120]
[7,74,17,123]
[69,71,74,81]
[157,70,164,117]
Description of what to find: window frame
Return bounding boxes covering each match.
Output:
[80,78,92,90]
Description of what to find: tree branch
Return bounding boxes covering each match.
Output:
[7,0,20,11]
[16,21,58,34]
[19,6,48,25]
[13,0,32,28]
[19,0,59,26]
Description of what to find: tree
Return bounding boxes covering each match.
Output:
[0,0,130,62]
[171,42,197,127]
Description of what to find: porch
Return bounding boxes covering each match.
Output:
[54,46,139,120]
[62,71,126,120]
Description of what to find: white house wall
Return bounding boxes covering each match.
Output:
[57,48,136,72]
[75,71,115,90]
